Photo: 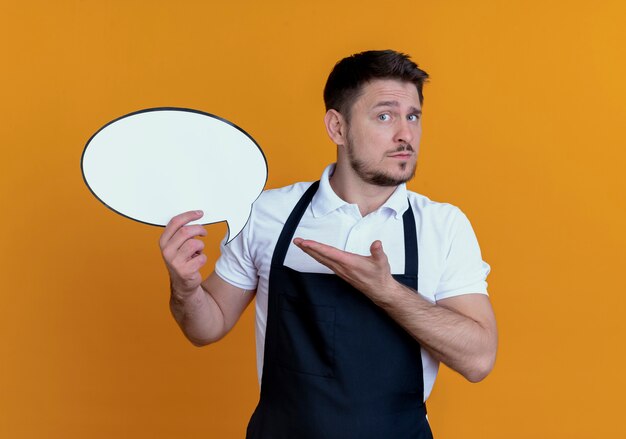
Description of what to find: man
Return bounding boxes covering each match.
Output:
[160,50,497,438]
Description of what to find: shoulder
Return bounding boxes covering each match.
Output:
[242,180,316,246]
[405,190,479,253]
[406,189,467,228]
[256,180,315,205]
[251,180,316,218]
[405,190,489,300]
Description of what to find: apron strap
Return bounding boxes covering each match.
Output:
[402,204,418,278]
[271,181,320,267]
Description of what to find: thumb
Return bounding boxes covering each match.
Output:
[370,240,387,261]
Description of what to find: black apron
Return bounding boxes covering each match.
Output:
[246,181,433,439]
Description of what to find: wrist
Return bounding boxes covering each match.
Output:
[170,280,203,304]
[367,277,405,307]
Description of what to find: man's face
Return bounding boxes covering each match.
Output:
[341,79,422,187]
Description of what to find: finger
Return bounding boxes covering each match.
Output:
[293,238,338,264]
[174,238,205,263]
[294,238,356,265]
[369,240,388,262]
[159,210,204,248]
[168,241,206,281]
[294,242,360,280]
[298,245,339,269]
[166,224,208,254]
[186,252,208,273]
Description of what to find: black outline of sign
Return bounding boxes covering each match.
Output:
[80,107,268,242]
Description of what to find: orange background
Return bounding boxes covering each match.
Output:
[1,1,625,438]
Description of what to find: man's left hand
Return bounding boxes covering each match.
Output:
[293,238,394,300]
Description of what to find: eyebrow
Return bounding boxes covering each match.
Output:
[373,101,422,114]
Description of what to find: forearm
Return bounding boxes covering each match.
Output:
[292,238,497,381]
[169,282,226,346]
[372,282,497,382]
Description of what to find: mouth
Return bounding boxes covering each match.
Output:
[388,152,414,160]
[387,144,415,160]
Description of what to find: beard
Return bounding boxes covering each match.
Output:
[345,134,417,187]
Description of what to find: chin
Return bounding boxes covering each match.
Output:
[384,163,417,185]
[366,170,415,187]
[349,157,417,187]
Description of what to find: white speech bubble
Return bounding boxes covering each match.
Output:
[81,108,268,243]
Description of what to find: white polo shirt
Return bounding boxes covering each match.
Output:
[215,164,490,401]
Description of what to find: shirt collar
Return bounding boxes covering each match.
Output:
[311,163,409,219]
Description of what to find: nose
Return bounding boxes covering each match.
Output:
[393,119,415,145]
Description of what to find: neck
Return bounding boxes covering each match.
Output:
[329,162,399,217]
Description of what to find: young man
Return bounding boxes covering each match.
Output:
[160,50,497,439]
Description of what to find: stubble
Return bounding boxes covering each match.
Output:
[346,135,417,187]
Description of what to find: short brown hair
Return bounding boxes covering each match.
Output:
[323,50,429,120]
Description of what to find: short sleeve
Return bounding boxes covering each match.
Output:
[435,209,490,301]
[214,219,259,291]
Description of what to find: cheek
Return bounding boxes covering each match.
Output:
[351,125,390,154]
[413,126,423,142]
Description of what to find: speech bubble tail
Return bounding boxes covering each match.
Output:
[224,209,252,244]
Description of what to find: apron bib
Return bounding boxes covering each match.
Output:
[247,181,432,439]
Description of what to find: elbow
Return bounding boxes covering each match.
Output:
[187,333,223,347]
[464,351,497,383]
[465,328,498,383]
[465,367,491,383]
[186,326,230,347]
[183,331,224,348]
[189,338,212,348]
[177,319,229,347]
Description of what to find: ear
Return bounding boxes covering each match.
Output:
[324,109,348,146]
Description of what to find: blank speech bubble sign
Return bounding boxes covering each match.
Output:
[81,108,268,243]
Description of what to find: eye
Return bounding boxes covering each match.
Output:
[378,113,391,121]
[407,114,421,122]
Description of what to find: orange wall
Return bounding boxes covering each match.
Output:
[1,1,625,438]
